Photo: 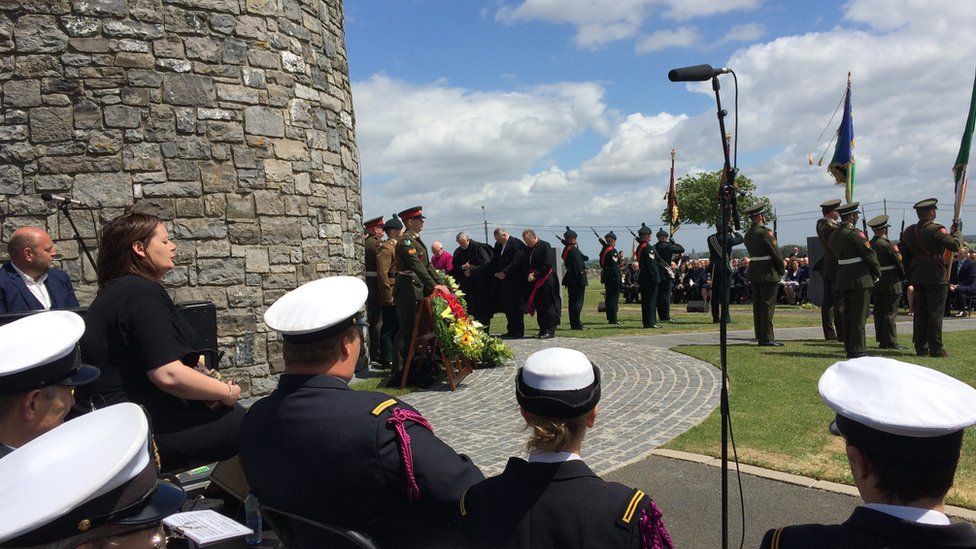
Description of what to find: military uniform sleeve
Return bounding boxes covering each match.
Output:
[670,241,685,254]
[766,231,785,275]
[899,230,914,276]
[618,490,673,549]
[854,230,882,280]
[933,223,963,252]
[376,244,394,305]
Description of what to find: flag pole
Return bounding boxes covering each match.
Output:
[846,71,853,203]
[669,148,677,238]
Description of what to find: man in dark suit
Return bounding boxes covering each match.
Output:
[761,357,976,548]
[1,227,79,313]
[452,232,494,327]
[948,246,975,317]
[492,228,528,339]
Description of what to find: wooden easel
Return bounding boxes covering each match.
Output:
[399,296,473,390]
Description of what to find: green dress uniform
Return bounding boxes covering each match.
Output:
[636,224,661,328]
[364,216,384,363]
[899,198,964,357]
[393,208,443,375]
[654,230,684,322]
[561,227,589,330]
[600,233,621,324]
[744,206,785,345]
[829,204,882,358]
[868,215,905,349]
[816,199,844,341]
[707,229,744,323]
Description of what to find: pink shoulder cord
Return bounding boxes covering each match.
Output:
[638,499,673,549]
[386,407,433,502]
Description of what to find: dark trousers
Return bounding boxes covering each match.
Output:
[821,276,843,340]
[502,291,525,337]
[393,277,420,371]
[366,276,382,361]
[605,283,620,323]
[711,276,730,322]
[751,282,778,343]
[914,284,949,355]
[841,287,870,356]
[657,277,674,320]
[156,404,246,472]
[873,288,899,347]
[639,282,659,327]
[567,284,585,328]
[380,304,398,367]
[536,302,559,334]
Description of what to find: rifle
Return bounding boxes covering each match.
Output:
[554,234,567,246]
[590,226,607,248]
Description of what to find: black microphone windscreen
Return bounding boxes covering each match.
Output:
[668,64,716,82]
[40,193,53,201]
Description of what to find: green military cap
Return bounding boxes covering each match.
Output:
[836,202,860,216]
[383,213,403,230]
[867,214,890,230]
[656,228,668,238]
[744,203,766,217]
[564,226,578,239]
[820,199,842,210]
[637,223,652,236]
[913,198,938,210]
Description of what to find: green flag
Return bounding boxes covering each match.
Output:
[952,68,976,225]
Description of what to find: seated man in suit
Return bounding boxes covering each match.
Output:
[1,227,79,312]
[948,246,975,317]
[762,357,976,548]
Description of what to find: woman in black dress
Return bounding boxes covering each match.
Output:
[75,212,244,470]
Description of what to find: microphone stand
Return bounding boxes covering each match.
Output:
[56,201,96,271]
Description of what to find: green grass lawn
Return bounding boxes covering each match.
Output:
[350,374,412,397]
[487,285,825,339]
[665,331,976,508]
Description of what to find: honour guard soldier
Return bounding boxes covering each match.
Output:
[376,214,403,369]
[598,230,622,324]
[461,347,673,549]
[0,310,100,458]
[830,203,881,359]
[0,403,185,547]
[561,226,589,330]
[744,204,785,346]
[393,206,449,380]
[654,228,684,322]
[241,276,484,548]
[635,224,662,328]
[707,226,744,324]
[816,199,844,341]
[364,215,384,364]
[868,215,906,350]
[900,198,964,357]
[761,357,976,548]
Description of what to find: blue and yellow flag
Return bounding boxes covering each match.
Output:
[828,73,855,202]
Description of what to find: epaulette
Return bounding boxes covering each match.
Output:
[617,488,646,527]
[459,487,470,518]
[370,398,398,416]
[768,526,785,549]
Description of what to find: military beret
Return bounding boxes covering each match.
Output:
[0,311,100,396]
[836,202,859,216]
[744,203,766,217]
[637,223,652,236]
[820,199,842,210]
[867,214,890,230]
[265,276,368,344]
[383,213,403,231]
[516,348,601,419]
[913,198,938,210]
[364,216,384,230]
[563,226,577,239]
[398,206,426,220]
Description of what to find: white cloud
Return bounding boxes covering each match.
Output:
[635,26,699,53]
[721,22,764,43]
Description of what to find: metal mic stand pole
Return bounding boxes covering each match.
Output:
[57,201,96,270]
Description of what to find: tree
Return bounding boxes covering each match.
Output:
[661,171,774,229]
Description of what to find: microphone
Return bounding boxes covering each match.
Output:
[667,64,731,82]
[40,193,86,207]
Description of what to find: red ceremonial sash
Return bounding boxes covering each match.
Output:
[562,246,571,262]
[600,245,614,267]
[526,267,553,316]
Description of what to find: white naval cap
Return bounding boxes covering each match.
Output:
[264,275,368,343]
[0,310,99,395]
[516,348,601,418]
[819,357,976,438]
[0,403,185,546]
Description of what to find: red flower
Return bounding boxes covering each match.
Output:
[435,288,468,320]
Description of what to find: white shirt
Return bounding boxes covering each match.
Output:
[528,451,582,464]
[11,263,51,310]
[862,503,950,525]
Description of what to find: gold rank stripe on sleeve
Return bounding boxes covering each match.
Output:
[621,489,645,524]
[771,527,784,549]
[371,398,398,416]
[459,488,469,517]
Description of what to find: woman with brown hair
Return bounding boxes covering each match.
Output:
[460,347,672,549]
[74,212,244,470]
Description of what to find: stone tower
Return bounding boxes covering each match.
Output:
[0,0,362,395]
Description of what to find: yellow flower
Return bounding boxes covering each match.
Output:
[440,308,454,320]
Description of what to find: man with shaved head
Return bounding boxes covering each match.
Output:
[0,227,78,313]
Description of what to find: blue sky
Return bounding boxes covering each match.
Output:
[345,0,976,256]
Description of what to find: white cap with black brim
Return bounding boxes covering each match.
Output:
[264,276,369,343]
[0,310,100,395]
[516,347,601,419]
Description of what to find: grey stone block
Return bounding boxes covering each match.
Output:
[244,106,283,137]
[163,74,216,106]
[29,107,73,142]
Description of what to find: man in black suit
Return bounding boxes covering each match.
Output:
[0,227,79,313]
[761,357,976,548]
[492,228,528,338]
[948,246,975,317]
[452,232,494,327]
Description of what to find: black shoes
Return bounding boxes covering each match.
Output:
[538,331,555,339]
[880,344,906,350]
[500,333,523,340]
[846,352,868,359]
[570,326,588,331]
[758,341,784,347]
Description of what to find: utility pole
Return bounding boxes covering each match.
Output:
[481,205,488,242]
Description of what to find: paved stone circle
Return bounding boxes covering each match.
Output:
[402,336,720,477]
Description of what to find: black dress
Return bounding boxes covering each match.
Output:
[75,274,244,470]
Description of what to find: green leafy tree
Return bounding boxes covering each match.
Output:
[661,171,774,229]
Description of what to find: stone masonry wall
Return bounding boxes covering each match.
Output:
[0,0,362,396]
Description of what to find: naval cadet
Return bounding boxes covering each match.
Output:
[561,226,589,330]
[0,403,185,548]
[744,204,785,346]
[461,347,673,549]
[868,215,906,350]
[635,224,662,328]
[364,216,384,365]
[524,229,560,339]
[829,203,881,359]
[599,231,623,324]
[654,228,684,322]
[240,276,484,548]
[900,198,964,357]
[816,199,844,341]
[376,214,403,369]
[707,226,744,324]
[761,357,976,548]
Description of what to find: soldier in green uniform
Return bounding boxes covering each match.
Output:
[654,228,684,322]
[899,198,964,357]
[868,214,906,350]
[561,227,589,330]
[744,204,785,346]
[707,226,744,324]
[364,216,384,365]
[597,231,622,324]
[829,203,882,358]
[635,224,661,328]
[816,199,844,341]
[376,215,403,368]
[392,206,448,382]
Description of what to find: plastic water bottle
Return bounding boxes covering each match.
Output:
[244,492,262,545]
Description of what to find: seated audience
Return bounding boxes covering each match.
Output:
[782,259,802,304]
[240,276,484,548]
[461,347,672,549]
[672,262,689,303]
[761,357,976,548]
[947,246,975,317]
[74,212,244,471]
[732,258,750,303]
[0,226,79,312]
[0,311,99,458]
[623,261,641,303]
